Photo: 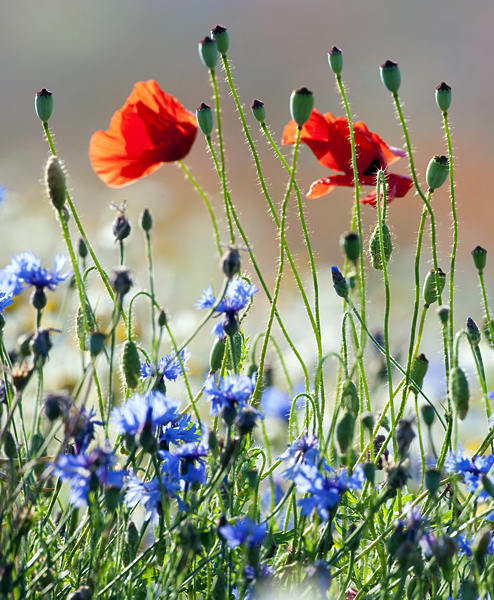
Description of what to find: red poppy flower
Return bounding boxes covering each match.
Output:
[89,80,198,188]
[282,109,413,205]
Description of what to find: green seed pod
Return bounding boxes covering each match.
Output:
[225,331,243,372]
[211,24,229,55]
[423,268,446,306]
[4,431,17,459]
[76,303,97,351]
[340,231,360,263]
[450,366,469,420]
[196,102,214,136]
[425,469,441,495]
[198,36,218,70]
[369,223,392,270]
[45,156,66,211]
[331,266,349,299]
[420,404,435,427]
[209,336,226,372]
[336,410,355,456]
[290,87,314,128]
[140,208,153,232]
[409,353,429,390]
[435,82,452,112]
[35,88,53,122]
[471,246,487,273]
[328,46,343,75]
[466,317,481,346]
[426,155,449,191]
[251,99,266,123]
[122,340,141,389]
[380,60,401,94]
[341,379,359,415]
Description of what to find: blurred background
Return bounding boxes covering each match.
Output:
[1,0,494,444]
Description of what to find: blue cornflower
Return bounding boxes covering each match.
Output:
[196,277,257,338]
[219,516,267,549]
[203,373,256,417]
[0,292,13,313]
[243,564,274,600]
[5,251,71,293]
[444,445,494,502]
[444,444,473,475]
[280,433,320,480]
[159,412,199,448]
[457,534,472,557]
[52,446,125,507]
[70,407,104,454]
[163,423,209,484]
[0,268,24,297]
[140,348,191,383]
[260,385,306,422]
[111,390,181,436]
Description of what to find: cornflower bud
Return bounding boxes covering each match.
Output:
[328,46,343,75]
[251,99,266,123]
[111,266,133,299]
[471,246,487,273]
[331,266,349,299]
[139,409,157,453]
[426,155,449,191]
[223,313,239,337]
[78,237,88,259]
[369,223,392,270]
[221,246,241,280]
[466,317,481,346]
[198,37,218,70]
[380,60,401,94]
[196,103,214,136]
[423,268,446,306]
[340,231,360,263]
[158,310,167,328]
[211,25,229,55]
[235,406,261,437]
[435,82,452,112]
[112,207,131,242]
[31,288,47,311]
[290,87,314,129]
[35,88,53,122]
[209,336,226,372]
[31,328,53,361]
[44,156,66,211]
[140,208,153,232]
[450,366,469,420]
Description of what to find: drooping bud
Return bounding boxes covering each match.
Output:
[369,223,393,270]
[221,246,241,279]
[425,469,441,495]
[35,88,53,122]
[112,207,131,241]
[423,268,446,306]
[209,336,226,372]
[380,60,401,94]
[409,353,429,390]
[340,231,360,263]
[341,379,359,415]
[420,404,435,428]
[44,156,66,211]
[251,99,266,123]
[331,266,349,299]
[126,521,139,548]
[336,410,355,455]
[4,431,17,459]
[450,366,469,420]
[328,46,343,75]
[436,305,450,325]
[361,412,374,432]
[121,340,141,389]
[211,25,229,55]
[363,462,375,485]
[290,87,314,129]
[111,266,133,299]
[196,102,214,136]
[426,155,449,192]
[140,208,153,232]
[78,238,88,259]
[435,82,452,112]
[471,246,487,273]
[158,310,167,328]
[396,418,415,459]
[466,317,481,346]
[198,37,218,70]
[90,331,107,357]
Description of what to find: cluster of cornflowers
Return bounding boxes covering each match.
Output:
[139,347,191,392]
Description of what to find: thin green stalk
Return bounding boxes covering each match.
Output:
[144,230,157,360]
[479,270,494,352]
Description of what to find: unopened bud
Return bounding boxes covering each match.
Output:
[340,231,360,263]
[420,404,435,427]
[121,340,141,389]
[435,82,452,112]
[45,156,66,211]
[111,267,133,298]
[221,247,241,279]
[140,208,153,232]
[336,410,355,455]
[396,418,415,459]
[380,60,401,94]
[35,88,53,122]
[196,103,214,137]
[158,310,167,328]
[78,238,88,259]
[410,353,429,390]
[472,246,487,273]
[112,210,131,242]
[328,46,343,75]
[466,317,481,346]
[425,469,441,495]
[290,87,314,129]
[211,25,229,55]
[251,99,266,123]
[331,266,349,299]
[426,155,449,192]
[127,521,139,547]
[437,305,450,325]
[450,366,469,420]
[209,336,226,372]
[4,431,17,459]
[423,268,446,306]
[90,331,107,357]
[369,223,392,270]
[198,37,218,70]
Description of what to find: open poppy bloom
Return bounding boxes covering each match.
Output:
[89,80,197,188]
[282,109,413,205]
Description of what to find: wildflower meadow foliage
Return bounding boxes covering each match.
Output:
[2,24,494,600]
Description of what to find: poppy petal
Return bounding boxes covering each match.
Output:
[89,80,197,188]
[306,174,355,199]
[360,173,413,206]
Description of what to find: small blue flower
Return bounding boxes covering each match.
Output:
[72,407,104,454]
[0,269,24,297]
[159,413,199,447]
[140,348,191,383]
[203,373,256,416]
[111,390,181,436]
[164,423,209,484]
[444,444,471,475]
[196,277,257,338]
[261,385,306,422]
[0,292,13,313]
[280,433,320,480]
[5,251,71,293]
[219,516,267,548]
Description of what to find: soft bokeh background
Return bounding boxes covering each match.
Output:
[1,1,494,443]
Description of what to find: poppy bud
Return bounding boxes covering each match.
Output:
[35,88,53,122]
[121,340,141,389]
[225,331,243,371]
[340,231,360,263]
[450,365,469,420]
[369,223,392,270]
[4,431,17,459]
[196,102,214,137]
[78,237,88,259]
[423,268,446,306]
[331,266,349,299]
[426,155,449,191]
[473,531,491,566]
[471,246,487,273]
[342,379,359,415]
[198,36,218,70]
[436,305,450,325]
[90,331,107,357]
[111,266,133,298]
[435,82,452,112]
[44,156,66,211]
[425,469,441,495]
[466,317,481,346]
[158,310,167,328]
[251,99,266,123]
[328,46,343,75]
[140,208,153,232]
[290,87,314,129]
[211,25,229,55]
[127,521,139,548]
[336,410,355,455]
[209,336,226,372]
[363,462,375,485]
[112,210,131,242]
[420,404,435,427]
[361,412,374,432]
[409,353,429,390]
[221,247,241,280]
[380,60,401,94]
